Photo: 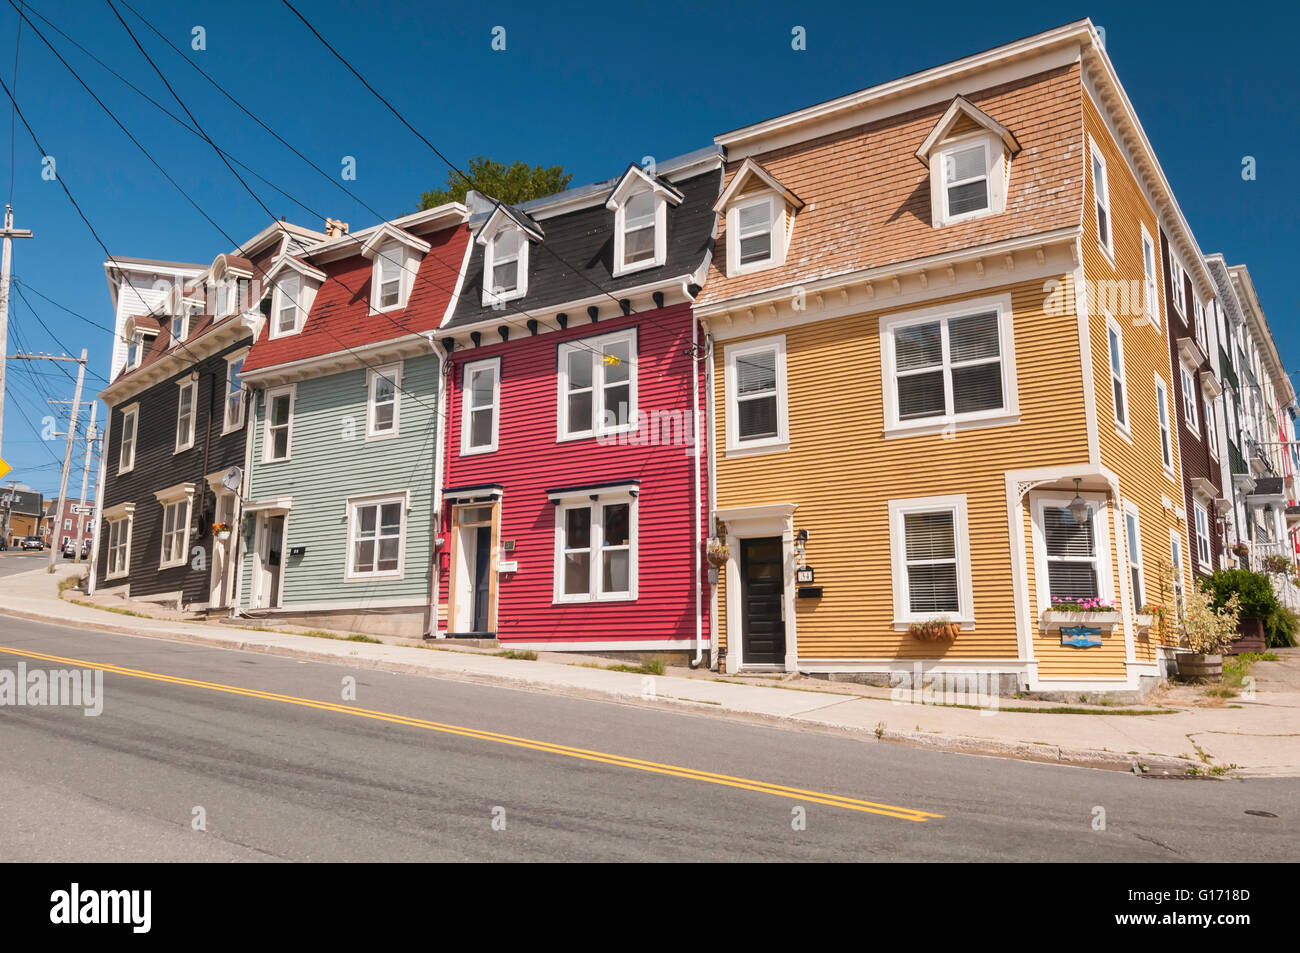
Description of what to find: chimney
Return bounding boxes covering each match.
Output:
[325,217,349,238]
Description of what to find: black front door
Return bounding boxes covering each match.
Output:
[471,526,492,632]
[740,537,784,664]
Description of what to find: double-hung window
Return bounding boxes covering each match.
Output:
[1205,395,1218,458]
[1090,140,1112,257]
[274,276,300,336]
[375,247,403,311]
[170,313,187,346]
[1169,253,1186,317]
[620,191,657,270]
[554,491,637,602]
[264,386,294,462]
[883,296,1015,434]
[735,196,774,267]
[118,405,139,474]
[1194,502,1212,569]
[367,364,399,438]
[1039,499,1104,603]
[1124,502,1145,609]
[558,332,635,439]
[461,358,499,454]
[724,336,788,453]
[106,515,131,579]
[1155,376,1174,476]
[175,379,197,453]
[489,229,521,297]
[155,484,194,571]
[1106,315,1128,432]
[1180,365,1198,432]
[1169,529,1185,613]
[224,352,246,432]
[347,495,405,578]
[888,495,973,624]
[1141,226,1159,326]
[1193,298,1207,351]
[940,140,990,219]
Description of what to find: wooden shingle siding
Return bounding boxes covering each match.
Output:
[714,277,1086,660]
[241,354,439,608]
[1081,94,1188,647]
[97,336,253,603]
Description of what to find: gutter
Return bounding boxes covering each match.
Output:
[690,303,704,669]
[427,338,449,638]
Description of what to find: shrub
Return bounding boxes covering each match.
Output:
[1265,604,1300,649]
[1200,569,1278,620]
[1180,587,1240,655]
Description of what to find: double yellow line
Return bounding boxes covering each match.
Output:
[0,645,942,822]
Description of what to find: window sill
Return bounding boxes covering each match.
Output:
[892,619,974,631]
[559,426,637,445]
[728,258,780,278]
[883,411,1020,439]
[263,456,292,465]
[105,571,129,582]
[612,257,662,279]
[345,571,405,583]
[460,444,497,457]
[365,429,400,443]
[173,444,195,456]
[725,439,790,459]
[937,207,995,227]
[553,593,637,605]
[159,558,188,571]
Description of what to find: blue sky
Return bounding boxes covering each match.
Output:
[2,0,1296,496]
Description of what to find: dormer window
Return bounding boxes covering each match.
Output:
[266,255,324,340]
[605,165,682,277]
[377,247,402,309]
[359,224,429,314]
[489,228,521,295]
[276,276,301,336]
[170,313,187,346]
[713,158,804,278]
[916,96,1020,228]
[621,192,656,267]
[126,324,156,369]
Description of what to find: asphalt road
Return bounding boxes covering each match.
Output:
[0,613,1296,862]
[0,551,58,578]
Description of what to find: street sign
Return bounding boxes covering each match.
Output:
[71,504,94,515]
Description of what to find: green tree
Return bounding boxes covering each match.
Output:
[419,157,572,210]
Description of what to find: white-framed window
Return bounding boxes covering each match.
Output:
[724,335,789,455]
[223,350,247,434]
[1169,251,1186,317]
[128,330,154,369]
[880,294,1017,436]
[370,241,414,313]
[1193,501,1212,570]
[272,275,301,338]
[1141,225,1159,327]
[612,189,666,276]
[1180,364,1199,432]
[263,385,294,463]
[1169,528,1185,613]
[557,331,636,440]
[888,494,974,624]
[1204,395,1218,459]
[1124,500,1145,610]
[725,193,790,275]
[1154,375,1174,477]
[1226,388,1238,445]
[1032,491,1113,609]
[461,357,499,455]
[483,227,527,304]
[367,363,400,439]
[552,491,637,603]
[154,484,194,571]
[105,513,132,580]
[170,312,188,346]
[1089,139,1113,258]
[118,404,139,474]
[346,493,406,580]
[175,378,197,453]
[1193,297,1207,351]
[1106,314,1128,433]
[64,519,71,530]
[939,137,992,222]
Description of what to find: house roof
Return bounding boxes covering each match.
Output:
[711,158,804,213]
[914,95,1022,166]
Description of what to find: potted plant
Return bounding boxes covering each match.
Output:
[1136,603,1164,638]
[212,521,232,541]
[909,616,959,641]
[705,538,729,569]
[1230,541,1250,560]
[1041,596,1120,631]
[1263,553,1293,575]
[1177,586,1240,681]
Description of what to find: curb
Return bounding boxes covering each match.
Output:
[2,601,1203,775]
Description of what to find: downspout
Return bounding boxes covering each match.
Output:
[426,337,448,638]
[690,305,704,668]
[704,326,720,671]
[229,382,257,617]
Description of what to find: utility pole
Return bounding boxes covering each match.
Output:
[0,204,36,462]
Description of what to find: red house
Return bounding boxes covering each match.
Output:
[435,149,723,660]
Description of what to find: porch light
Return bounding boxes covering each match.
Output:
[1068,479,1091,524]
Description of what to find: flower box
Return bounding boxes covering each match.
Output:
[1134,613,1154,636]
[1040,610,1122,632]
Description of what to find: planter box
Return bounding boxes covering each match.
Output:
[1227,617,1267,655]
[1134,613,1154,636]
[1178,652,1223,680]
[1041,611,1121,632]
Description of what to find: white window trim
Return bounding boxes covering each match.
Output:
[1030,490,1115,615]
[118,403,140,475]
[1169,251,1186,318]
[611,189,667,277]
[481,227,529,306]
[551,490,639,604]
[1169,527,1185,610]
[222,349,248,435]
[725,191,789,276]
[1193,501,1212,573]
[1089,136,1114,262]
[263,384,296,464]
[1154,374,1175,481]
[557,330,638,442]
[169,313,188,347]
[270,274,303,339]
[1180,362,1199,435]
[1140,224,1160,329]
[936,133,993,225]
[461,357,500,455]
[154,482,195,571]
[344,491,409,582]
[879,292,1019,438]
[103,505,135,581]
[888,494,974,626]
[1105,312,1129,437]
[1123,499,1146,612]
[174,377,198,454]
[723,334,790,456]
[1205,394,1219,460]
[371,241,413,314]
[366,362,401,440]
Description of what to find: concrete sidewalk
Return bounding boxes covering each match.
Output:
[3,564,1298,777]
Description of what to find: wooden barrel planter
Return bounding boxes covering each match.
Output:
[1178,653,1223,681]
[1226,617,1267,655]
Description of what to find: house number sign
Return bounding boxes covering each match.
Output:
[796,566,815,584]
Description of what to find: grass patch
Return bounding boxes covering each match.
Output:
[57,575,81,593]
[70,599,150,619]
[495,649,538,661]
[602,659,665,675]
[923,701,1173,715]
[291,629,383,644]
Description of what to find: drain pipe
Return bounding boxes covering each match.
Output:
[703,325,721,671]
[426,337,449,639]
[690,306,705,668]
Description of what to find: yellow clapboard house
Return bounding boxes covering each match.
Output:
[696,19,1206,694]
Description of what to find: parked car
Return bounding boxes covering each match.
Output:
[20,536,43,551]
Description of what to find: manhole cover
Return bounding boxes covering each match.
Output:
[1244,810,1278,818]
